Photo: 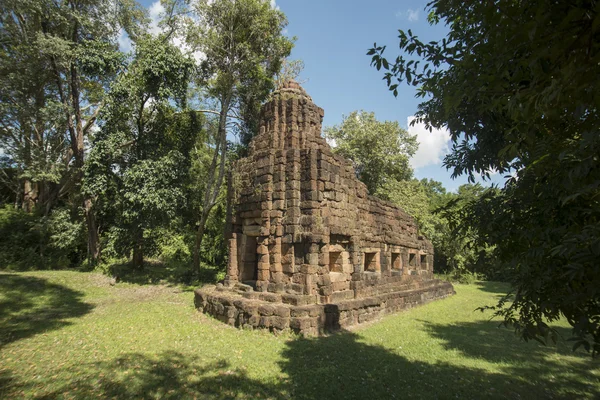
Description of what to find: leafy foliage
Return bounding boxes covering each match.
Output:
[85,35,198,268]
[0,0,294,275]
[369,0,600,353]
[182,0,293,271]
[323,110,417,196]
[274,58,305,89]
[0,0,146,262]
[0,206,85,270]
[436,183,500,280]
[384,179,497,281]
[0,0,69,212]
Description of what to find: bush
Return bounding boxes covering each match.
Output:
[0,206,85,270]
[437,270,483,285]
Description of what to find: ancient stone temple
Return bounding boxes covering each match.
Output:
[195,81,454,335]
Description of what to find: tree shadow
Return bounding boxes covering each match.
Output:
[0,370,13,399]
[3,330,597,399]
[420,319,598,397]
[277,330,598,399]
[106,260,223,288]
[7,351,281,400]
[474,281,512,295]
[0,273,93,348]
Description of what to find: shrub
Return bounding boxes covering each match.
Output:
[0,206,85,270]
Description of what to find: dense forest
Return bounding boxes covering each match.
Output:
[0,0,293,276]
[1,0,598,354]
[0,0,489,281]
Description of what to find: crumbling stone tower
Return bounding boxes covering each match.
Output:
[195,81,454,335]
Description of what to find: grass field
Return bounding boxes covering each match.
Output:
[0,270,598,399]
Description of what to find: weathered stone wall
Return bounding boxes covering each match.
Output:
[225,81,433,301]
[195,81,454,335]
[195,278,454,336]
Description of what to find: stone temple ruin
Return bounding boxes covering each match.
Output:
[195,81,454,335]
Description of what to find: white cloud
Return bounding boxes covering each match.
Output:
[149,1,165,36]
[146,1,206,63]
[173,35,206,64]
[407,9,419,22]
[407,116,450,169]
[396,8,419,22]
[270,0,279,10]
[117,28,133,53]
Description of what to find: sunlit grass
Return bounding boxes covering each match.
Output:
[0,270,598,399]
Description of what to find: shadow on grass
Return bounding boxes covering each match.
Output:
[8,351,280,400]
[0,274,93,349]
[475,280,512,295]
[4,330,598,399]
[0,370,13,398]
[277,330,597,400]
[423,320,597,396]
[106,260,223,288]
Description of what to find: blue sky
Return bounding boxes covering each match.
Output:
[136,0,505,192]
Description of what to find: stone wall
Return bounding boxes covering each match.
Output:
[224,81,434,301]
[195,81,454,335]
[195,278,454,336]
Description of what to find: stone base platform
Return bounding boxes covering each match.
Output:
[194,279,455,336]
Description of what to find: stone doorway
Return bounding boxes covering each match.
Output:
[239,235,258,283]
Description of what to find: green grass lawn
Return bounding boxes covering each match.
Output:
[0,271,598,399]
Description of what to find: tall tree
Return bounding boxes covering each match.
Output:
[370,0,600,353]
[436,183,499,279]
[0,0,145,263]
[0,0,69,213]
[323,110,417,197]
[85,36,197,269]
[186,0,293,272]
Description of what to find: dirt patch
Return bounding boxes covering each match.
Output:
[88,273,115,287]
[95,283,185,307]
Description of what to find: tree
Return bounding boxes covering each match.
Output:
[274,58,305,89]
[436,183,500,280]
[323,110,417,197]
[381,178,493,281]
[85,36,198,269]
[370,1,600,353]
[0,0,145,263]
[186,0,293,273]
[383,179,430,226]
[0,0,71,214]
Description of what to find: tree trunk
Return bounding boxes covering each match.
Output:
[224,169,233,243]
[21,115,36,212]
[193,211,209,274]
[84,197,100,263]
[192,94,232,273]
[23,179,36,212]
[132,228,144,270]
[51,26,101,265]
[68,23,101,265]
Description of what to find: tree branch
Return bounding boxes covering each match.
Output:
[82,101,104,133]
[196,109,242,120]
